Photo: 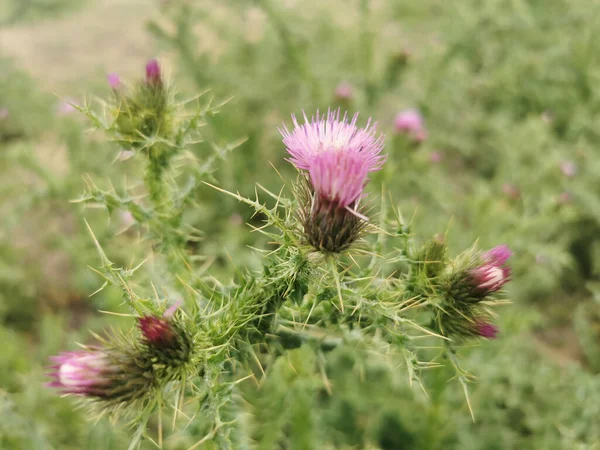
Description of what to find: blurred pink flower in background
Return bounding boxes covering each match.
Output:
[394,109,427,142]
[334,82,353,101]
[560,161,577,177]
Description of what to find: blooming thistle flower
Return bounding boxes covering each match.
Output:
[394,109,427,142]
[475,322,499,339]
[280,109,385,252]
[469,245,512,296]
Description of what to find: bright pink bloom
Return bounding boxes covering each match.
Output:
[394,109,426,141]
[280,109,385,208]
[47,351,112,396]
[476,322,499,339]
[107,73,121,89]
[138,315,176,347]
[145,59,162,85]
[334,82,353,100]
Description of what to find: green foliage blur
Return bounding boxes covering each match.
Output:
[1,0,599,449]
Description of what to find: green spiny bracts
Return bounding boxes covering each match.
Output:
[294,176,369,253]
[138,315,195,372]
[111,60,177,161]
[411,237,448,281]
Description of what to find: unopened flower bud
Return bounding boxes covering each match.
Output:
[138,315,176,348]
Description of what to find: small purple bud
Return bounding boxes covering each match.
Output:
[560,161,577,177]
[334,82,353,101]
[138,315,176,347]
[145,59,162,86]
[476,322,499,339]
[107,73,121,89]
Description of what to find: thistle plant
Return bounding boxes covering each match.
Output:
[48,62,513,447]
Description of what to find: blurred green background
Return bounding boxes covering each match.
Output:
[1,0,599,449]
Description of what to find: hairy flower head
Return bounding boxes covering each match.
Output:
[280,109,385,208]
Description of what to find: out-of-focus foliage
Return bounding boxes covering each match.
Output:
[1,0,600,448]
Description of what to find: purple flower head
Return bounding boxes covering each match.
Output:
[334,82,353,101]
[107,73,121,89]
[394,109,426,141]
[560,161,577,177]
[145,59,162,86]
[475,322,499,339]
[47,350,112,396]
[280,109,385,208]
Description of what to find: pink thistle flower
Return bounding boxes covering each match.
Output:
[47,350,113,396]
[138,315,176,348]
[107,73,121,89]
[475,322,499,339]
[280,109,385,207]
[145,59,162,86]
[560,161,577,177]
[334,82,353,101]
[394,109,427,141]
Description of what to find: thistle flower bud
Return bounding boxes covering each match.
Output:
[281,109,386,252]
[138,315,176,348]
[47,348,149,402]
[475,322,499,339]
[107,73,121,89]
[394,109,427,142]
[145,59,162,87]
